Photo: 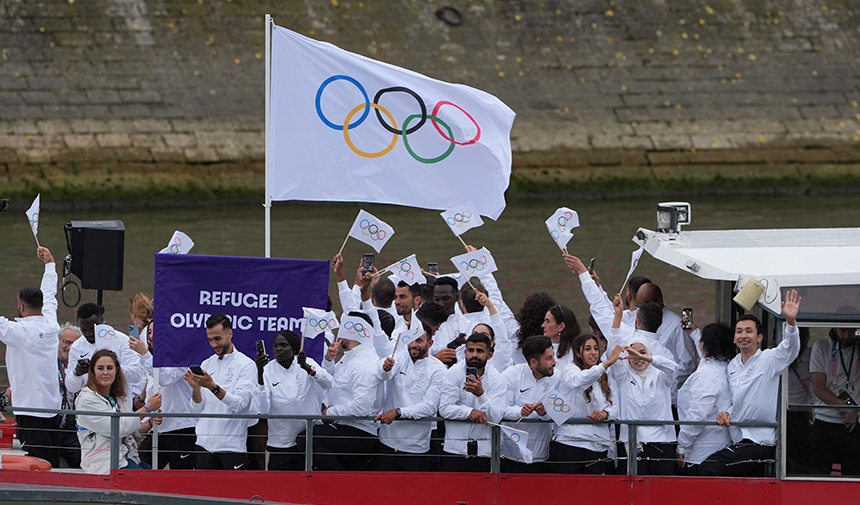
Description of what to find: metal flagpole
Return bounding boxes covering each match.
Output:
[264,14,273,258]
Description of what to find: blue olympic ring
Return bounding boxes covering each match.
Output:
[360,219,386,241]
[97,328,116,340]
[508,433,521,443]
[315,75,370,131]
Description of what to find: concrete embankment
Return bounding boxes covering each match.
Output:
[1,0,859,202]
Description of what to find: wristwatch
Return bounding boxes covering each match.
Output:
[395,408,402,419]
[211,385,221,396]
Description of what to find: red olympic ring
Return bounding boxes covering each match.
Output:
[431,101,481,146]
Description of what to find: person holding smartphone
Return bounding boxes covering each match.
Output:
[438,333,506,472]
[808,326,860,475]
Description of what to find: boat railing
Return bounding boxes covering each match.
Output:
[2,405,785,476]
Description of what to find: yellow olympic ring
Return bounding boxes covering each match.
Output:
[343,103,398,159]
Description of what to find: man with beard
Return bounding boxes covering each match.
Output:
[184,314,256,470]
[0,247,62,467]
[373,321,446,471]
[394,281,422,326]
[501,335,556,472]
[438,333,505,472]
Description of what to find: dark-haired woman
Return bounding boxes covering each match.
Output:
[676,321,735,475]
[551,333,622,474]
[513,293,556,364]
[253,330,332,470]
[76,349,162,474]
[541,304,581,370]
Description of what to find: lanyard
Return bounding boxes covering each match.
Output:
[831,340,860,391]
[789,362,811,394]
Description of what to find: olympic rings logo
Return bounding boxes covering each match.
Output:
[556,211,575,232]
[459,255,487,274]
[315,75,482,164]
[396,259,415,281]
[29,213,39,230]
[546,393,571,413]
[308,317,337,332]
[446,213,472,228]
[360,219,387,241]
[97,328,116,341]
[169,236,182,254]
[507,432,521,443]
[343,321,371,339]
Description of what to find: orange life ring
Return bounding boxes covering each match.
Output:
[0,455,51,471]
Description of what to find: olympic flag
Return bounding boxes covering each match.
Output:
[302,307,339,340]
[25,194,40,245]
[545,207,579,251]
[450,247,498,280]
[384,254,426,286]
[93,324,129,354]
[159,230,195,255]
[338,312,374,343]
[440,206,484,237]
[541,387,575,427]
[499,424,534,464]
[346,209,394,253]
[268,25,516,220]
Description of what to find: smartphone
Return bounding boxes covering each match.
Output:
[189,365,205,376]
[838,391,857,406]
[256,339,266,356]
[128,324,140,339]
[587,258,596,274]
[465,366,477,380]
[361,253,375,275]
[681,308,693,330]
[427,262,439,274]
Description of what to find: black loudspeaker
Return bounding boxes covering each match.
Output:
[64,220,125,291]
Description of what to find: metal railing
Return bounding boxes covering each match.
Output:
[2,406,778,475]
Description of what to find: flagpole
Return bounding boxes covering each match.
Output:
[456,235,468,249]
[337,234,350,256]
[32,234,40,248]
[299,333,305,353]
[264,14,273,258]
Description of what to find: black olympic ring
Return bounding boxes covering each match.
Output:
[373,87,427,135]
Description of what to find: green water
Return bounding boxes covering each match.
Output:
[1,195,858,340]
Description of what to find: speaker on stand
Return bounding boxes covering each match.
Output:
[63,220,125,309]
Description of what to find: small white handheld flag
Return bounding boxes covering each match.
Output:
[624,246,644,283]
[450,247,498,279]
[399,310,424,347]
[159,230,195,254]
[302,308,339,339]
[541,387,575,427]
[440,206,484,237]
[94,324,129,354]
[25,194,40,245]
[385,254,426,286]
[338,312,374,343]
[345,210,395,253]
[499,425,534,464]
[545,207,579,251]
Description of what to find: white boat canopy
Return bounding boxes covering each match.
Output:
[633,227,860,321]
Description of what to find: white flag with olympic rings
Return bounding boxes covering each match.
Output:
[25,194,40,238]
[398,309,424,347]
[545,207,579,251]
[499,424,534,464]
[338,312,374,343]
[440,206,484,237]
[268,25,516,220]
[384,254,426,286]
[158,230,195,255]
[541,387,575,427]
[347,209,395,253]
[450,247,498,280]
[94,324,129,354]
[302,307,339,339]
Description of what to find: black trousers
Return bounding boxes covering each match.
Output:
[268,444,305,471]
[441,451,490,472]
[372,442,433,471]
[16,414,60,468]
[786,411,813,475]
[637,442,676,476]
[548,441,608,474]
[698,440,775,477]
[312,424,378,471]
[810,419,860,476]
[139,427,197,469]
[194,446,250,470]
[58,429,81,468]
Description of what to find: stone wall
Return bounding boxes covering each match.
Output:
[1,0,859,198]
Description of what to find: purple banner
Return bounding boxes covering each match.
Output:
[153,254,329,367]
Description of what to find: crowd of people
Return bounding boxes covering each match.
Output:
[1,244,857,477]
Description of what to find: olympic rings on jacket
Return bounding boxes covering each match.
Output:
[359,219,386,241]
[315,75,481,164]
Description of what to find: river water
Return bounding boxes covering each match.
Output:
[1,194,859,346]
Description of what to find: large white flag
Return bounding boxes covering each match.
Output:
[451,247,498,280]
[302,308,339,339]
[440,206,484,236]
[499,424,534,464]
[347,209,394,253]
[268,25,516,220]
[25,194,40,238]
[385,254,426,286]
[545,207,579,250]
[159,230,195,255]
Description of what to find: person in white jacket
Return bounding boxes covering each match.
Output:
[253,329,332,470]
[76,349,162,474]
[551,334,622,474]
[676,322,735,475]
